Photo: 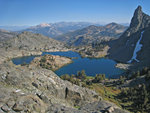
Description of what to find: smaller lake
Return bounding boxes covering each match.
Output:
[12,51,124,78]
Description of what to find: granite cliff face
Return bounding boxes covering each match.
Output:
[108,6,150,70]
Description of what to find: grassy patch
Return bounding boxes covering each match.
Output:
[87,83,122,107]
[74,105,80,109]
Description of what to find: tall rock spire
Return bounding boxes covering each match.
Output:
[130,5,143,28]
[108,5,150,64]
[122,5,150,37]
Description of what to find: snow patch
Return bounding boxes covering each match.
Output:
[39,23,50,27]
[15,89,21,92]
[21,93,25,95]
[128,31,144,63]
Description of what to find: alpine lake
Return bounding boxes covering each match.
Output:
[12,51,124,78]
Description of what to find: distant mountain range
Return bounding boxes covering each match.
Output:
[20,22,102,37]
[55,22,127,46]
[0,26,30,31]
[108,6,150,70]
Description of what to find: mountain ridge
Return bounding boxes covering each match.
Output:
[55,22,127,46]
[0,29,17,41]
[20,22,102,37]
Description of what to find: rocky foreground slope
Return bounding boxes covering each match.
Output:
[0,61,129,113]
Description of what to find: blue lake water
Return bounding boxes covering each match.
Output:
[12,51,124,78]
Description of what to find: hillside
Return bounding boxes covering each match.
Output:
[55,23,127,46]
[0,31,67,52]
[0,29,17,41]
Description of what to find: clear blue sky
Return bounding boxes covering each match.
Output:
[0,0,150,26]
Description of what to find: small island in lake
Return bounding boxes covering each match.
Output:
[30,54,72,71]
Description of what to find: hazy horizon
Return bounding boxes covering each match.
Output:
[0,0,150,26]
[0,21,130,27]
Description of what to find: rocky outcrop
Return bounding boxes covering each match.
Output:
[30,54,72,71]
[115,63,130,70]
[108,6,150,70]
[79,101,129,113]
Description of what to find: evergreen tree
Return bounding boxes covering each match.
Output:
[81,70,86,79]
[136,71,140,77]
[60,74,70,81]
[76,71,81,78]
[141,84,148,109]
[145,71,150,81]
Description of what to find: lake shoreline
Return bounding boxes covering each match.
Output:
[12,51,125,78]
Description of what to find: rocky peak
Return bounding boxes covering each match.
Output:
[108,6,150,66]
[130,5,143,28]
[106,22,118,27]
[38,23,51,27]
[105,22,123,29]
[134,5,142,16]
[85,25,99,31]
[124,5,150,37]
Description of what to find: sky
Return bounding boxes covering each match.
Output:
[0,0,150,26]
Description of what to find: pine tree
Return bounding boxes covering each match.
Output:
[142,84,148,109]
